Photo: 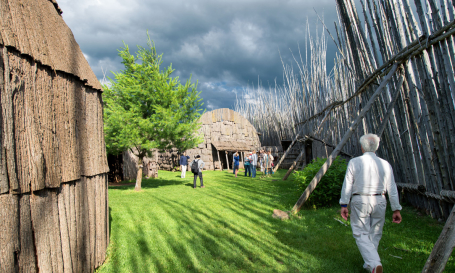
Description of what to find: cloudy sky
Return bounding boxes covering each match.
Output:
[58,0,341,111]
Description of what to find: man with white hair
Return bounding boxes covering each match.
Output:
[340,134,402,273]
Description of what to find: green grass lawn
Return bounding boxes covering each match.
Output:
[98,169,454,273]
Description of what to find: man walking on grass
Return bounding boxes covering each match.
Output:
[340,134,402,273]
[191,155,205,189]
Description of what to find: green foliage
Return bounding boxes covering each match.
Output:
[103,33,204,160]
[293,156,347,208]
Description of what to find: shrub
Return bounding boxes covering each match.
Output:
[293,156,348,208]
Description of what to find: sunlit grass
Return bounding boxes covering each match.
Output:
[97,169,454,272]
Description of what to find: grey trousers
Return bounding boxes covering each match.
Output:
[193,172,203,188]
[350,195,386,271]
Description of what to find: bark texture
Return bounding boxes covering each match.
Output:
[0,1,109,272]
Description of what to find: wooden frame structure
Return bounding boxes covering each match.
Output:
[238,0,455,271]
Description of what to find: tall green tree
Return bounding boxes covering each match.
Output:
[103,35,203,190]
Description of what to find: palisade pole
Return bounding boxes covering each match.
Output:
[291,63,399,214]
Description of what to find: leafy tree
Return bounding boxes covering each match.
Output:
[103,35,203,190]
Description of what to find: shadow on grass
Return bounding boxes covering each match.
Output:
[109,178,186,191]
[105,170,324,272]
[104,170,446,273]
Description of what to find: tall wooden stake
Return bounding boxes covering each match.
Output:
[273,133,299,172]
[291,64,399,214]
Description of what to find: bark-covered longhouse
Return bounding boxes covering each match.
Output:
[122,108,261,180]
[0,0,109,272]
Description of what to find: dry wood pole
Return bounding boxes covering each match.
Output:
[273,133,299,172]
[422,205,455,273]
[282,148,306,181]
[376,72,406,137]
[291,64,399,214]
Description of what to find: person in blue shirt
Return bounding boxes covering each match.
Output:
[232,152,236,174]
[244,152,251,177]
[179,152,190,178]
[233,152,240,177]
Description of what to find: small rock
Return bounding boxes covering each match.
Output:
[273,209,289,220]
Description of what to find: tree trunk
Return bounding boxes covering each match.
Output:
[135,157,143,191]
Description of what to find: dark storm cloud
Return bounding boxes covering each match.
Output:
[58,0,340,111]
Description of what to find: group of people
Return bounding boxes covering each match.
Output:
[178,149,277,187]
[233,150,275,178]
[179,133,402,273]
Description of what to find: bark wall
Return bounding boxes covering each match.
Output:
[1,1,110,272]
[0,175,109,273]
[0,47,109,272]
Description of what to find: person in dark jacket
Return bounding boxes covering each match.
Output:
[190,155,205,188]
[180,152,190,178]
[233,152,240,177]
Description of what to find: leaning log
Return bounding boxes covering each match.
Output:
[422,204,455,273]
[273,133,299,172]
[440,190,455,203]
[282,148,306,181]
[291,64,399,214]
[396,183,427,194]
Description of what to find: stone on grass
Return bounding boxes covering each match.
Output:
[273,209,289,220]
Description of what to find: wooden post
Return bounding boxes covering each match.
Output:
[422,204,455,273]
[291,64,399,214]
[273,133,299,172]
[217,150,222,171]
[225,152,230,170]
[282,148,306,180]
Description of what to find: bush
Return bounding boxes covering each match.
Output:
[293,156,348,208]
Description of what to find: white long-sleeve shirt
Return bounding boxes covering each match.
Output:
[251,153,258,165]
[340,152,402,211]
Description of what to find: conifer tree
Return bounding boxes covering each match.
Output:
[103,35,203,190]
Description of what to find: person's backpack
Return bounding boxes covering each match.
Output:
[191,160,199,174]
